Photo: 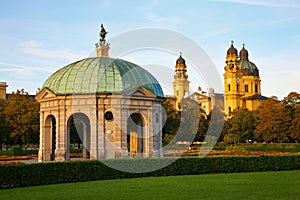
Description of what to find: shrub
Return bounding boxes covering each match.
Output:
[70,148,83,153]
[8,147,38,156]
[0,155,299,189]
[212,146,226,150]
[11,147,23,156]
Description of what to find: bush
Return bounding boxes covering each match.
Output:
[9,147,38,156]
[0,150,12,156]
[0,155,299,189]
[70,148,83,153]
[212,146,226,150]
[11,147,23,156]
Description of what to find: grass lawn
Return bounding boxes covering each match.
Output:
[1,170,299,200]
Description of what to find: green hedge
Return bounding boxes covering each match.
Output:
[70,148,83,153]
[0,148,38,156]
[1,155,300,189]
[221,143,300,152]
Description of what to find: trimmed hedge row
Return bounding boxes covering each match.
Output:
[0,148,79,156]
[0,147,38,156]
[0,155,300,189]
[224,143,300,152]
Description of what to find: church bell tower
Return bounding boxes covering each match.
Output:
[0,82,7,100]
[173,53,190,110]
[224,41,243,117]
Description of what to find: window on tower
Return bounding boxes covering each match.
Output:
[245,85,249,92]
[255,84,258,93]
[228,84,231,91]
[237,84,239,92]
[228,107,232,116]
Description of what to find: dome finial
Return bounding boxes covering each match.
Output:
[100,24,108,42]
[231,40,234,45]
[243,43,245,48]
[95,24,110,57]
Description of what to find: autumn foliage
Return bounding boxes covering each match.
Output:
[223,92,300,144]
[0,89,39,148]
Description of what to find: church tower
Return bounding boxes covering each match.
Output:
[224,41,264,117]
[173,53,190,110]
[239,44,261,98]
[0,82,7,100]
[223,41,243,116]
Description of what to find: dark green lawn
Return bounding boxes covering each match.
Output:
[1,170,299,200]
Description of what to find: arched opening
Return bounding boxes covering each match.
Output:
[44,115,56,161]
[67,113,91,160]
[127,113,144,157]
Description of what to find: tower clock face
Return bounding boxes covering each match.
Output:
[227,78,231,83]
[237,78,240,83]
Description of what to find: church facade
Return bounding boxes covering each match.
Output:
[169,41,267,117]
[223,42,267,117]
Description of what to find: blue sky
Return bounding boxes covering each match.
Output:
[0,0,299,99]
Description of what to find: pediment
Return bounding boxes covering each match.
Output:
[35,88,56,100]
[123,86,157,98]
[190,92,210,98]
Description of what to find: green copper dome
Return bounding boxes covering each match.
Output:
[42,57,164,97]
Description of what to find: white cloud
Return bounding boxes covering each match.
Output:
[211,0,300,8]
[0,34,21,42]
[146,13,182,26]
[0,61,53,72]
[18,40,86,61]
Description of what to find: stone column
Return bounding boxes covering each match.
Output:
[38,111,44,162]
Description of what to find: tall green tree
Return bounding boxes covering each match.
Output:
[179,97,207,143]
[227,108,257,143]
[281,92,300,142]
[3,89,39,146]
[70,118,83,148]
[289,104,300,143]
[0,99,9,149]
[282,92,300,112]
[255,99,291,143]
[162,101,180,145]
[207,107,225,142]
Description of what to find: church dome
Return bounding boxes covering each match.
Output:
[176,55,186,65]
[239,60,259,76]
[42,57,164,97]
[238,45,259,76]
[227,42,238,55]
[239,45,249,60]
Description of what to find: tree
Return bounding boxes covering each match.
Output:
[179,97,207,142]
[224,133,240,145]
[207,107,225,142]
[220,119,231,142]
[70,118,83,148]
[162,101,180,145]
[227,108,257,143]
[3,89,39,146]
[0,99,9,149]
[281,92,300,142]
[289,106,300,143]
[282,92,300,112]
[255,99,291,143]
